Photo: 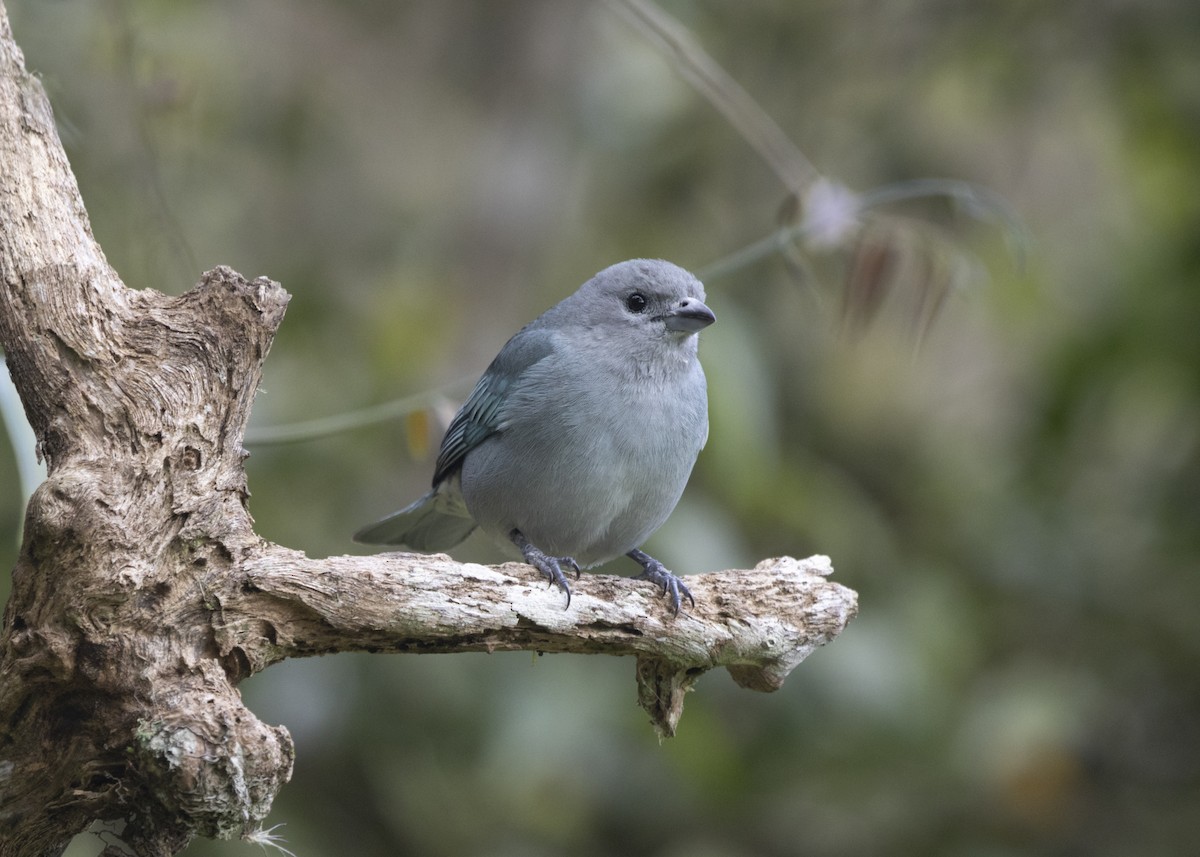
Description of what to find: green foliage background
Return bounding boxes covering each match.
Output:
[3,1,1198,855]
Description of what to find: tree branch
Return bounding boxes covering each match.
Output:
[230,550,854,722]
[0,4,857,854]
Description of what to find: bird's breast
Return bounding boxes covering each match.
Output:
[459,344,707,563]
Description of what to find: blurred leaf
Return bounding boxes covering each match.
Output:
[404,409,432,461]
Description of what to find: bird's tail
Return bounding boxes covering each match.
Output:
[353,488,477,550]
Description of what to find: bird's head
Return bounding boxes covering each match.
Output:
[576,259,715,351]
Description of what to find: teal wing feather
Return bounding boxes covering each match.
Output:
[432,326,556,486]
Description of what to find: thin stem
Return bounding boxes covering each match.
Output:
[245,376,472,446]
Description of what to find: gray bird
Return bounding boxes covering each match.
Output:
[354,259,714,614]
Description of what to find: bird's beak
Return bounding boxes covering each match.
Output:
[662,298,716,333]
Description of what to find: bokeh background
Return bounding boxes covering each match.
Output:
[3,1,1199,855]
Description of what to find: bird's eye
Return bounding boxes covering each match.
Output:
[625,292,648,313]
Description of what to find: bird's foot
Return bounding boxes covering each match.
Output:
[510,530,580,608]
[627,548,695,616]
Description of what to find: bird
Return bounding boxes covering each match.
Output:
[354,259,715,614]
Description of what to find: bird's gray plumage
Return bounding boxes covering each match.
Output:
[354,258,714,612]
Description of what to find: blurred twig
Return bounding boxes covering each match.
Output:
[609,0,1032,333]
[859,177,1031,272]
[609,0,819,196]
[244,378,471,446]
[699,177,1029,283]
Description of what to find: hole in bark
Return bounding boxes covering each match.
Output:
[181,446,202,470]
[220,647,252,682]
[76,639,108,676]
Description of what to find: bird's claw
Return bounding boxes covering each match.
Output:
[511,530,578,608]
[627,549,695,616]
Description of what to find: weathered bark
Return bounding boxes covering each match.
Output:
[0,5,857,855]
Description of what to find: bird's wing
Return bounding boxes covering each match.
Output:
[431,325,556,486]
